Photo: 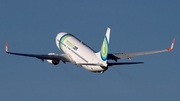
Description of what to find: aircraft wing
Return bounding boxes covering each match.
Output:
[5,42,72,62]
[108,38,175,61]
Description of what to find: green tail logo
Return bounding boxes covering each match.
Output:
[100,36,108,61]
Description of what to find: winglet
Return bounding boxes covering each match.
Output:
[5,42,9,53]
[168,38,175,51]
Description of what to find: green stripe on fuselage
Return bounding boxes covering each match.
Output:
[59,34,71,52]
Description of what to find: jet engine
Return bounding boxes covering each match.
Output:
[47,59,60,65]
[46,53,60,65]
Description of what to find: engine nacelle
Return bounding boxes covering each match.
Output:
[47,59,60,65]
[47,53,60,65]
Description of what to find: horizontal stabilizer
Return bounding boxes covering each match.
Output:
[108,62,144,66]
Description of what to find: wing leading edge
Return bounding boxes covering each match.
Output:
[108,38,175,60]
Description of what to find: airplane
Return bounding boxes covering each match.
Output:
[5,28,175,73]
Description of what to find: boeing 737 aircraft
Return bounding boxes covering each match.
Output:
[5,28,175,73]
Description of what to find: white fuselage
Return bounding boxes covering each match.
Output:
[55,32,107,72]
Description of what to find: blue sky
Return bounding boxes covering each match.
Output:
[0,0,180,101]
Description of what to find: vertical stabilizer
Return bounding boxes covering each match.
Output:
[96,27,110,62]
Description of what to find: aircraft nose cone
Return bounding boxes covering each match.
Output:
[56,32,68,40]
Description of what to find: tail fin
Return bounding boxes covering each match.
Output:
[96,27,111,62]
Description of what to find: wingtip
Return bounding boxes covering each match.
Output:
[5,41,8,53]
[167,38,175,51]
